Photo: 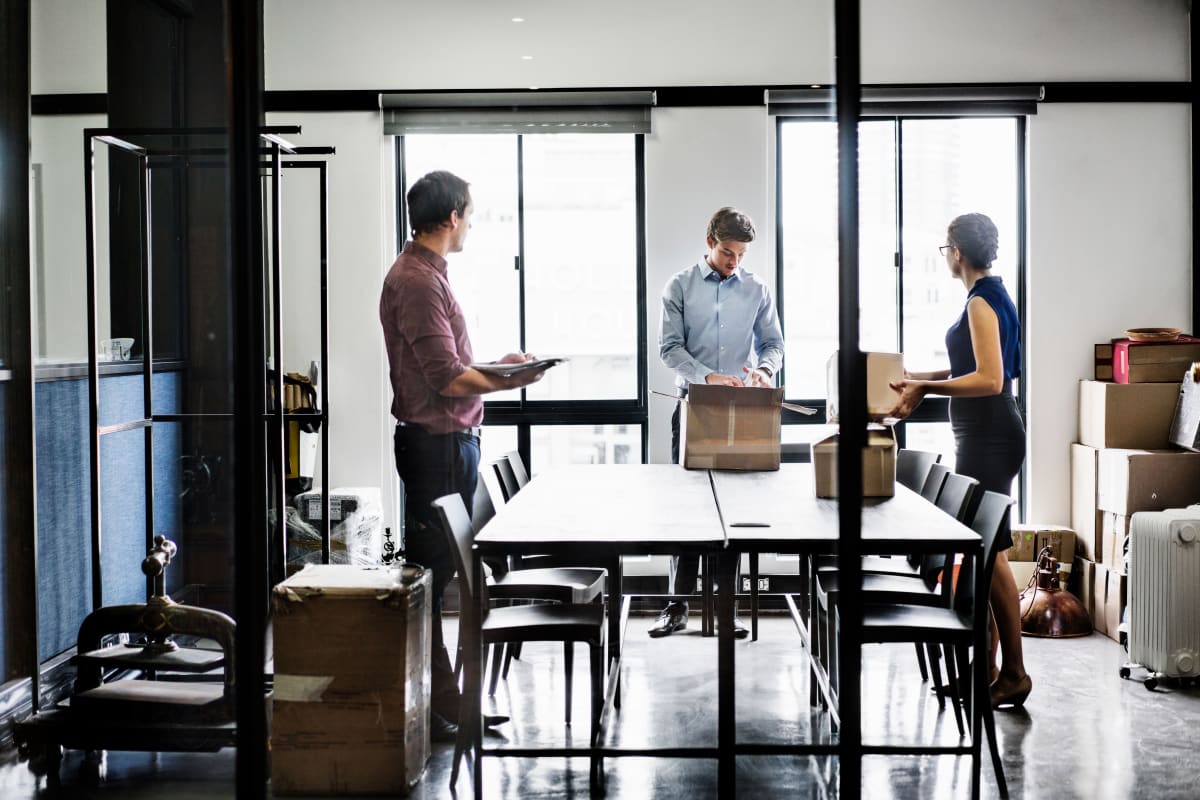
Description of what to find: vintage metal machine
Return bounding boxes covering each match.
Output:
[15,536,238,786]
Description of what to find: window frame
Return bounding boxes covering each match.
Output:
[775,113,1028,514]
[395,134,650,470]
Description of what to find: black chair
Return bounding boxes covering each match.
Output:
[432,493,606,789]
[921,462,952,503]
[859,490,1014,798]
[470,462,606,696]
[897,448,941,492]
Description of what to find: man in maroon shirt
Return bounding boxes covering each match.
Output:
[381,170,549,738]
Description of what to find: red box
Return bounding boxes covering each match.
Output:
[1112,336,1200,384]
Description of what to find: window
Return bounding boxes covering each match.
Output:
[398,133,646,469]
[778,116,1024,507]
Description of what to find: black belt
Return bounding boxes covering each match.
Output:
[396,420,481,438]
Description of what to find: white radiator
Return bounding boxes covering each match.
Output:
[1128,506,1200,677]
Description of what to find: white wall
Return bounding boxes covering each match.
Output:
[1026,103,1193,522]
[644,107,773,463]
[31,0,105,93]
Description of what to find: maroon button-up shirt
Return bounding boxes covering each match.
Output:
[380,241,483,435]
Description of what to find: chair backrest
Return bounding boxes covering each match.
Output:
[432,492,479,606]
[479,460,509,510]
[953,490,1014,616]
[921,463,951,503]
[493,457,520,502]
[936,472,980,522]
[897,449,941,492]
[505,450,530,489]
[471,472,496,535]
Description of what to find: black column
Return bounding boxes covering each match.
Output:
[0,0,39,703]
[225,0,268,796]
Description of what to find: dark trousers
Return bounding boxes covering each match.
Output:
[669,401,739,602]
[394,423,480,720]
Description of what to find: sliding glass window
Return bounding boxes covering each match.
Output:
[399,134,645,471]
[778,116,1023,500]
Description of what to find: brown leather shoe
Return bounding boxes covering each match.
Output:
[990,673,1032,709]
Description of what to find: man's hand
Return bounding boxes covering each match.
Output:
[742,366,772,388]
[704,372,745,387]
[498,352,535,364]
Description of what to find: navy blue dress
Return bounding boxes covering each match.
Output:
[945,276,1025,543]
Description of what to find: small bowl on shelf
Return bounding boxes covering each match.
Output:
[1125,327,1181,343]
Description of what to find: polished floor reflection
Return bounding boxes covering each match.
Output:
[4,615,1200,798]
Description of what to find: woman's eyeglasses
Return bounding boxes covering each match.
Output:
[938,244,955,256]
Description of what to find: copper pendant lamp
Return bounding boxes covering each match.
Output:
[1019,547,1093,638]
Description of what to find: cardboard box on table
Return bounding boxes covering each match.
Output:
[1112,337,1200,384]
[813,426,897,498]
[1070,444,1103,561]
[271,564,431,795]
[679,384,784,470]
[1078,380,1180,450]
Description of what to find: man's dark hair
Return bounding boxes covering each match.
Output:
[407,170,471,236]
[707,207,756,244]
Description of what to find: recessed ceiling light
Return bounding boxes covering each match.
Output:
[512,17,524,22]
[521,55,534,60]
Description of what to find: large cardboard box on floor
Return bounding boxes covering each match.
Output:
[1100,512,1132,573]
[826,351,904,422]
[1093,562,1128,642]
[813,426,897,498]
[680,384,784,470]
[1009,524,1075,564]
[271,564,431,795]
[1070,444,1103,561]
[1097,449,1200,517]
[1078,380,1181,449]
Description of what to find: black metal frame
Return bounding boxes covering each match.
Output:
[393,132,650,469]
[81,126,335,615]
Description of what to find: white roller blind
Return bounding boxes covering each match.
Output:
[382,91,655,135]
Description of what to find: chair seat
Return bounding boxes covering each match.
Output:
[817,554,921,578]
[483,602,604,643]
[818,571,944,607]
[490,567,606,605]
[861,602,970,642]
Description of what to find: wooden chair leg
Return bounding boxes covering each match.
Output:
[941,643,966,737]
[502,642,515,680]
[564,642,574,725]
[589,641,604,792]
[983,690,1009,798]
[927,644,946,709]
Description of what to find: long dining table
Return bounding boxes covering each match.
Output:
[466,462,983,797]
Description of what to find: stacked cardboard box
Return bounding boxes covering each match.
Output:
[1071,380,1200,641]
[1008,524,1075,591]
[271,564,431,795]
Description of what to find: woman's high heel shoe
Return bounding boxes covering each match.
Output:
[990,673,1032,709]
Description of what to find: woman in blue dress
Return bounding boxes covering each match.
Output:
[889,212,1032,709]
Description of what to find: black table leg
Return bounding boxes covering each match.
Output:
[717,549,738,796]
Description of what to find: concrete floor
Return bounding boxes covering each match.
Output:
[3,614,1200,799]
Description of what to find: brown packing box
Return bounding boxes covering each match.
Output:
[1113,338,1200,383]
[271,564,431,795]
[1078,380,1180,449]
[825,351,904,422]
[1070,558,1096,622]
[1070,444,1103,561]
[1100,512,1131,573]
[1096,448,1200,516]
[813,426,897,498]
[680,384,784,470]
[1008,524,1075,564]
[1094,563,1127,642]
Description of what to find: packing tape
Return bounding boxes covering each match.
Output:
[273,673,335,703]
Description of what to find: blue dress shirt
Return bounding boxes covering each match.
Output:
[659,259,785,391]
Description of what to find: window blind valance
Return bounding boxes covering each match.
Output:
[766,85,1044,117]
[381,90,656,135]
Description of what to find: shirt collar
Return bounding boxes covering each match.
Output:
[700,258,741,283]
[404,240,449,275]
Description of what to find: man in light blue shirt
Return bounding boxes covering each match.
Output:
[651,207,784,639]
